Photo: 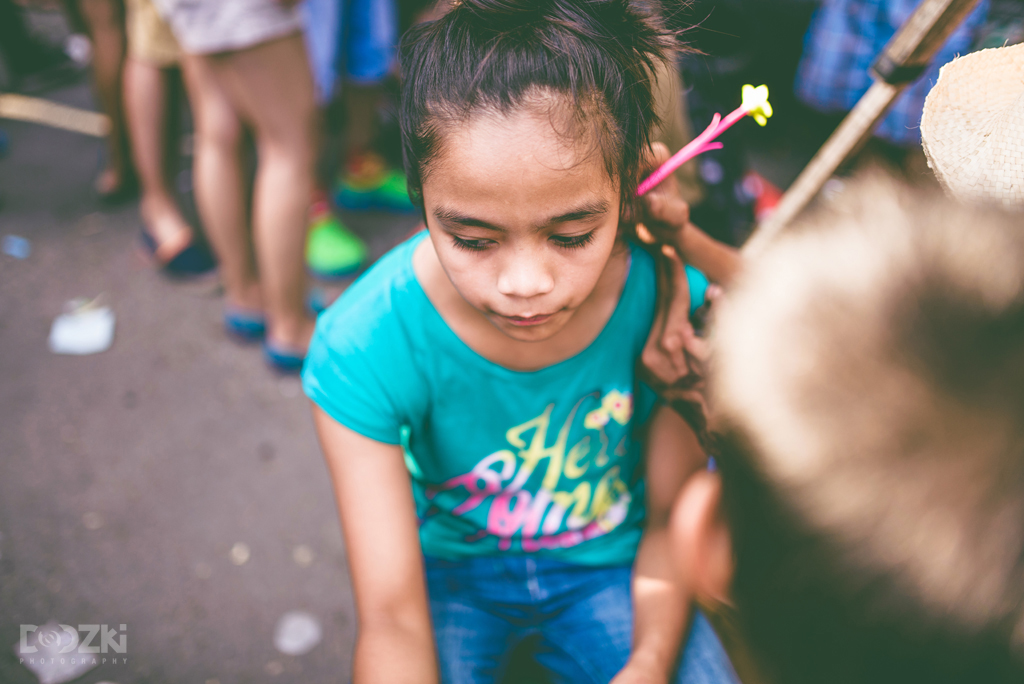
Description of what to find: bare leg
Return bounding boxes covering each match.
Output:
[181,54,261,311]
[123,57,193,259]
[343,83,382,158]
[77,0,131,194]
[207,34,317,349]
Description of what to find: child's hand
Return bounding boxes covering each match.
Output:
[641,244,698,388]
[642,268,721,440]
[661,296,714,420]
[610,657,670,684]
[637,142,691,248]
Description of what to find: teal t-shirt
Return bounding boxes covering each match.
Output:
[303,231,664,566]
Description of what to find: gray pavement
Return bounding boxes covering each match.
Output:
[0,74,418,683]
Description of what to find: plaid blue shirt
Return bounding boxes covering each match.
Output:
[795,0,988,147]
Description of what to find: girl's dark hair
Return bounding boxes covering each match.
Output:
[399,0,677,214]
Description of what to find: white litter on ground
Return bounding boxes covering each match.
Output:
[82,512,103,530]
[273,611,322,656]
[48,297,115,355]
[229,542,250,566]
[292,544,315,567]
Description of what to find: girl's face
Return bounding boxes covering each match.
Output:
[421,105,622,343]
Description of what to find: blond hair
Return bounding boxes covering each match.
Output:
[713,175,1024,684]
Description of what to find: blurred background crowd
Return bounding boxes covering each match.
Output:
[0,0,1021,682]
[2,0,1022,366]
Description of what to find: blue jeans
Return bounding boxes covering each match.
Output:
[425,555,740,684]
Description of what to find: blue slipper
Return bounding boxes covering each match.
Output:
[140,229,216,277]
[308,289,329,316]
[224,307,266,342]
[264,340,306,374]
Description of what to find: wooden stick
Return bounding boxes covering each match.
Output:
[0,93,110,138]
[745,0,983,255]
[745,82,897,254]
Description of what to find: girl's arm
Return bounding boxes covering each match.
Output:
[313,406,438,684]
[676,217,741,287]
[613,405,707,684]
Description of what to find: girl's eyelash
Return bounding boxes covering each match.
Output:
[451,231,596,251]
[550,231,596,249]
[451,235,492,251]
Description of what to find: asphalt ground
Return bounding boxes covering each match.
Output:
[0,66,419,683]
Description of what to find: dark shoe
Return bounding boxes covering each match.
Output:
[139,228,216,277]
[97,174,139,206]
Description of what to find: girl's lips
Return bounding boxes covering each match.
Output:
[503,313,554,326]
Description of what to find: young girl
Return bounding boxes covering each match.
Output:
[303,1,739,682]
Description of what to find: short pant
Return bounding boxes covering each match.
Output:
[126,0,180,66]
[153,0,302,55]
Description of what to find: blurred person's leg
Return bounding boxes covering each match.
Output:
[343,0,395,157]
[335,0,413,213]
[343,82,381,158]
[205,33,317,351]
[301,0,369,281]
[180,55,260,310]
[77,0,132,198]
[125,59,183,248]
[123,0,212,271]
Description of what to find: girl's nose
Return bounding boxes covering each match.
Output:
[496,249,555,299]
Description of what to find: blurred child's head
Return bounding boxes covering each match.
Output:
[671,176,1024,684]
[399,0,674,341]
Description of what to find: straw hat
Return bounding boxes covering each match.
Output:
[920,42,1024,209]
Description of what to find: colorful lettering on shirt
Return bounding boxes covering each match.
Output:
[425,390,635,551]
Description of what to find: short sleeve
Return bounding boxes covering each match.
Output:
[302,233,432,446]
[302,321,404,446]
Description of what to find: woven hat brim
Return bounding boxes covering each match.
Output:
[921,43,1024,209]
